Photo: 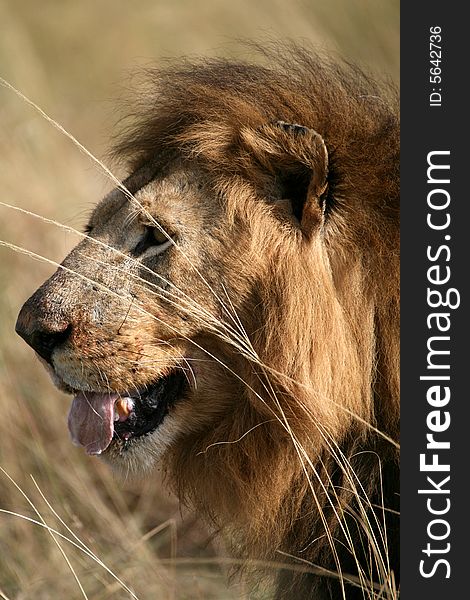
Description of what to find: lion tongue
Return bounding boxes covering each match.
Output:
[68,392,119,455]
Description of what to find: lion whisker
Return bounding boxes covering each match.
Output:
[196,419,277,455]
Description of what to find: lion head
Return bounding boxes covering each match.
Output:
[16,48,399,599]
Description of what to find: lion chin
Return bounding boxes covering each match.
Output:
[16,45,400,600]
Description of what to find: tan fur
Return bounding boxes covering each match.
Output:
[17,46,399,599]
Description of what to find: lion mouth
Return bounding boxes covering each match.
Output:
[67,371,186,456]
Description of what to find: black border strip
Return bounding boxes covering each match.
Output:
[401,3,467,596]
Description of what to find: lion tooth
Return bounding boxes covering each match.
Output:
[115,397,134,421]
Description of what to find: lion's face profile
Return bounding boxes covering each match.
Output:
[16,161,249,466]
[16,48,399,599]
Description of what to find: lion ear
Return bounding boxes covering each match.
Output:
[240,120,329,237]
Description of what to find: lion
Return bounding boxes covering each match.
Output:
[16,46,399,599]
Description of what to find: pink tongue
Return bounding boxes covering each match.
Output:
[68,392,119,455]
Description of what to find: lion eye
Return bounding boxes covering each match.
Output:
[132,226,173,256]
[152,227,169,245]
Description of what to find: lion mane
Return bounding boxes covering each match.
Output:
[18,46,399,599]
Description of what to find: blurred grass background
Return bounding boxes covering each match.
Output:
[0,1,398,597]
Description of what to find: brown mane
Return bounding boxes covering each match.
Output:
[114,46,400,599]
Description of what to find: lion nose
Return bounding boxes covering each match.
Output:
[16,300,72,364]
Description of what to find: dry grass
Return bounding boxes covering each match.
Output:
[0,1,398,598]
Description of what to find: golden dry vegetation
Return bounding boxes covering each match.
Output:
[0,1,398,598]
